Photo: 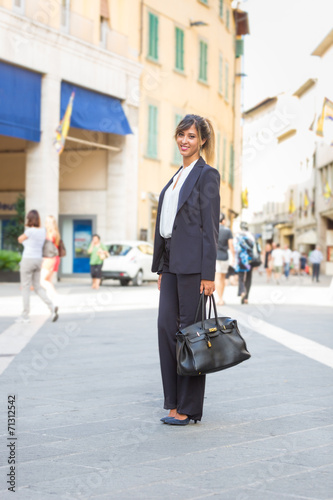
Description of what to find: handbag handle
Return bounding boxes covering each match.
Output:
[194,292,219,329]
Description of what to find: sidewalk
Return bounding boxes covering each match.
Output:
[0,277,332,499]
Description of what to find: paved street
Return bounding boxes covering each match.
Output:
[0,273,333,500]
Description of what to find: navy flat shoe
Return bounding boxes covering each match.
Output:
[164,417,190,425]
[160,416,170,423]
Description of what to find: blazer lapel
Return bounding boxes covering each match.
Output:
[177,157,205,213]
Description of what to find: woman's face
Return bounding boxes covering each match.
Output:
[176,124,204,160]
[92,236,100,245]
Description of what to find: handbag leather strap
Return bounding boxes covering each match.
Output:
[194,292,219,329]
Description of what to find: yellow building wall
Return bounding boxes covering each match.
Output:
[134,0,240,240]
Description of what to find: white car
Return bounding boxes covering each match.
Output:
[101,240,158,286]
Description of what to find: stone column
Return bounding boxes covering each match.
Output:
[25,74,60,225]
[106,105,139,240]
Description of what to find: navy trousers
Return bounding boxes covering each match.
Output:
[158,241,206,421]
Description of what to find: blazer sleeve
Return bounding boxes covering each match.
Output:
[200,167,220,281]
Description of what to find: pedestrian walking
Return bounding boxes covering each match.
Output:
[234,221,254,304]
[215,213,234,305]
[271,243,284,284]
[152,114,220,425]
[300,252,307,276]
[40,215,60,306]
[16,210,58,323]
[283,244,292,279]
[264,242,272,282]
[88,235,109,290]
[292,249,301,275]
[309,245,324,282]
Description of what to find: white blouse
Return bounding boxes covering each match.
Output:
[159,159,198,238]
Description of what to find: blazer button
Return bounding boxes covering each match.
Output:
[173,225,177,230]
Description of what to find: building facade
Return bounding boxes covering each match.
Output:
[0,0,249,275]
[136,0,249,241]
[0,0,142,274]
[242,28,333,275]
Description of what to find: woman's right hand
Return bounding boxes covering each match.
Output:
[158,274,162,291]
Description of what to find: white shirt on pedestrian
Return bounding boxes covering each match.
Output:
[292,250,301,265]
[159,159,198,239]
[283,248,292,264]
[310,249,323,264]
[22,227,46,259]
[271,248,284,267]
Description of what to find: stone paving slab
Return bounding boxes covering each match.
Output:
[0,294,332,499]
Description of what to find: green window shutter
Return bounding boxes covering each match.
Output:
[147,105,158,158]
[148,13,159,60]
[216,131,221,173]
[219,0,223,18]
[235,38,244,58]
[175,27,184,71]
[173,113,183,165]
[199,41,208,82]
[218,53,223,94]
[226,9,230,29]
[222,136,226,181]
[229,144,234,187]
[225,62,229,101]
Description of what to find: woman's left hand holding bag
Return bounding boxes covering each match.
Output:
[200,280,215,296]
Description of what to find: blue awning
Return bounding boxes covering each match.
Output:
[0,61,42,142]
[61,82,133,135]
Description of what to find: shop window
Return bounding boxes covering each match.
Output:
[175,27,185,72]
[148,12,159,61]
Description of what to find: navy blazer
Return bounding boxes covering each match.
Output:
[151,156,220,281]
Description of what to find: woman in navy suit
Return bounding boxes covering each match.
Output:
[152,114,220,425]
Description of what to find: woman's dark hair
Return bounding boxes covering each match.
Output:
[219,213,225,223]
[92,234,100,240]
[175,114,215,165]
[26,210,40,228]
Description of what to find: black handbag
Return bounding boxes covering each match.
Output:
[42,239,58,258]
[176,293,251,376]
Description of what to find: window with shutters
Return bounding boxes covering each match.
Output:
[173,113,183,165]
[219,0,223,18]
[229,144,234,187]
[235,38,244,58]
[199,40,208,83]
[226,8,230,29]
[225,62,229,102]
[175,27,185,72]
[147,105,158,159]
[218,53,223,95]
[216,131,221,174]
[222,136,226,181]
[148,12,159,61]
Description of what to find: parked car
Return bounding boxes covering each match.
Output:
[101,240,158,286]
